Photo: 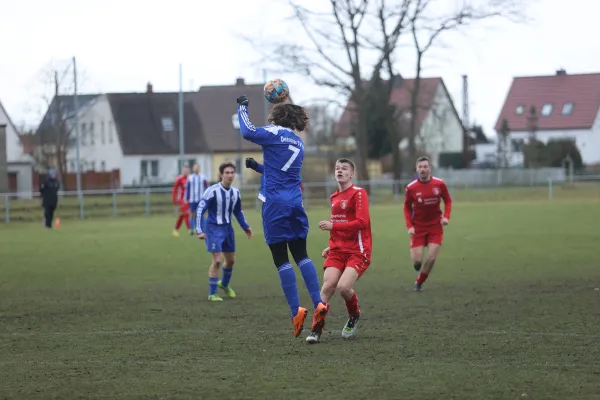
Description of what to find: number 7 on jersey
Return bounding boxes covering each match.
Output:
[281,145,300,171]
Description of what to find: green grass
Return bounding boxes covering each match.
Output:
[1,202,600,399]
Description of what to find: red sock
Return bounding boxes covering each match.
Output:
[416,272,429,285]
[184,216,191,230]
[175,215,184,229]
[345,292,360,317]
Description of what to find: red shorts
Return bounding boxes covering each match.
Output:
[410,225,443,248]
[324,250,370,278]
[178,202,188,215]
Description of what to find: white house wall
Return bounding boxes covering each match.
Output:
[510,127,600,165]
[417,84,463,166]
[65,94,124,173]
[121,154,212,186]
[0,102,29,163]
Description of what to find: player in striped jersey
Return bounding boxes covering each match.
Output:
[185,163,209,235]
[196,162,253,301]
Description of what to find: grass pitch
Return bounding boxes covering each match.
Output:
[1,201,600,399]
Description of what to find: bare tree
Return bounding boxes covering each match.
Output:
[405,0,525,172]
[28,60,91,185]
[245,0,526,180]
[245,0,413,183]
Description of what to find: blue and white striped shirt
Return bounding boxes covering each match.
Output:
[185,174,209,203]
[196,183,250,234]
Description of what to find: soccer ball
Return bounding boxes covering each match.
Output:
[264,78,290,104]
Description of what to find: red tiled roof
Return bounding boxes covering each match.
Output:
[334,77,442,137]
[494,72,600,132]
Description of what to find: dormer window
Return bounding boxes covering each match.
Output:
[161,117,174,132]
[515,105,524,115]
[562,102,574,115]
[541,104,553,116]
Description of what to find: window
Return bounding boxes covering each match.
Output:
[90,161,96,171]
[188,159,196,168]
[141,160,159,179]
[541,103,553,116]
[151,160,159,177]
[100,121,105,144]
[161,117,174,132]
[90,122,95,145]
[80,123,87,145]
[109,121,114,143]
[515,105,524,115]
[101,161,106,171]
[562,102,574,115]
[70,161,75,171]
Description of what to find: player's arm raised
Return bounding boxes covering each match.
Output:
[236,97,273,145]
[441,182,452,225]
[331,189,370,232]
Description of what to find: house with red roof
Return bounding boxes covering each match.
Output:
[494,69,600,165]
[334,75,465,168]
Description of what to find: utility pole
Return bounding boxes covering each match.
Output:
[72,56,84,219]
[178,64,185,170]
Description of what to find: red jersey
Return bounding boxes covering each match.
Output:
[329,185,372,255]
[172,175,187,204]
[403,176,452,229]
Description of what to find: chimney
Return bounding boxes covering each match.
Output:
[146,82,153,93]
[235,78,245,86]
[392,74,404,88]
[556,69,567,76]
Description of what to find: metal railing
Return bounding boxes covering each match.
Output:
[2,176,599,224]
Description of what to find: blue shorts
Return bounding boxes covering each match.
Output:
[262,201,309,245]
[188,202,199,213]
[205,223,235,253]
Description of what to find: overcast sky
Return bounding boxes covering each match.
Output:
[1,0,598,138]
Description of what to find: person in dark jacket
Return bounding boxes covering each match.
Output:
[40,169,60,228]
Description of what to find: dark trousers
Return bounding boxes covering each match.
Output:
[44,206,56,228]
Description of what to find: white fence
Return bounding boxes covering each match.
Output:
[1,174,599,224]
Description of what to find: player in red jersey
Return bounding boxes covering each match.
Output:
[172,164,190,237]
[403,156,452,291]
[305,158,372,343]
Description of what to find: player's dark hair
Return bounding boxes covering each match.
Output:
[336,158,355,171]
[268,104,309,132]
[416,156,430,165]
[219,162,236,175]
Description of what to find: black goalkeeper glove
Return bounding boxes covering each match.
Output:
[245,157,258,170]
[236,95,249,106]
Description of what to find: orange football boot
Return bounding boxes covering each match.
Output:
[311,302,330,333]
[292,307,308,337]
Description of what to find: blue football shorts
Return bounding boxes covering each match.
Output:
[261,201,309,245]
[205,223,236,253]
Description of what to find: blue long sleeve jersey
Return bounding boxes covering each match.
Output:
[195,183,250,234]
[237,105,304,205]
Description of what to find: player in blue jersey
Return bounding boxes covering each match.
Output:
[185,163,209,235]
[236,96,326,338]
[196,162,253,301]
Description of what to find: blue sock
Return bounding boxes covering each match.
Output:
[278,263,300,317]
[209,277,218,295]
[221,267,233,287]
[298,258,322,308]
[190,215,195,232]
